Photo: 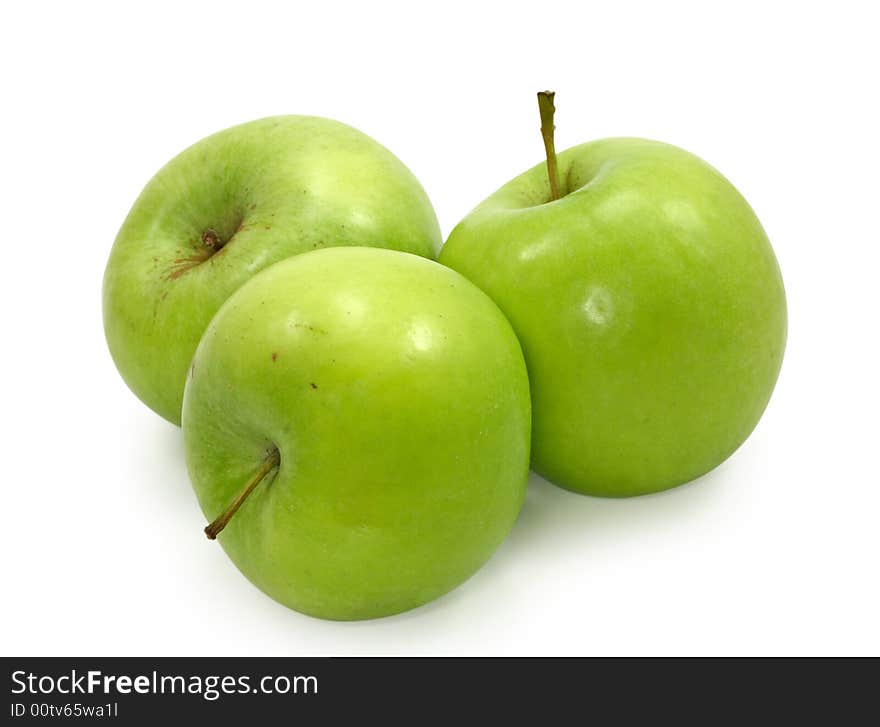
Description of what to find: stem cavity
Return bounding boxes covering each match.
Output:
[537,90,561,201]
[201,228,224,252]
[204,447,280,540]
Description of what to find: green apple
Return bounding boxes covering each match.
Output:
[183,247,530,620]
[439,93,786,497]
[103,115,441,424]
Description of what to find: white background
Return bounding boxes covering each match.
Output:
[2,1,878,656]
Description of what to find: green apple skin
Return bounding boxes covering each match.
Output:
[182,247,530,620]
[439,138,786,497]
[103,116,441,425]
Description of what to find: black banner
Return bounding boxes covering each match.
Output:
[3,657,877,722]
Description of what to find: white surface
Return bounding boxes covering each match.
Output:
[2,0,878,656]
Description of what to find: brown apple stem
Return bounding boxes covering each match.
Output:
[204,447,280,540]
[537,90,561,201]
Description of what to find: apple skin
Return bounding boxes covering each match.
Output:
[103,116,441,425]
[182,247,531,620]
[439,138,786,497]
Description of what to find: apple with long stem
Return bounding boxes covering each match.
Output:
[439,92,787,496]
[103,116,441,425]
[184,247,531,620]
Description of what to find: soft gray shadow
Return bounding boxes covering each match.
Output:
[130,414,192,510]
[507,461,735,556]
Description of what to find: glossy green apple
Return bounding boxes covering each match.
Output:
[103,115,441,424]
[440,134,786,496]
[183,247,530,620]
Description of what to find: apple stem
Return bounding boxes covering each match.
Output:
[537,90,561,201]
[204,447,280,540]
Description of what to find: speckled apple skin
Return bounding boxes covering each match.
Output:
[183,248,531,620]
[104,116,441,424]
